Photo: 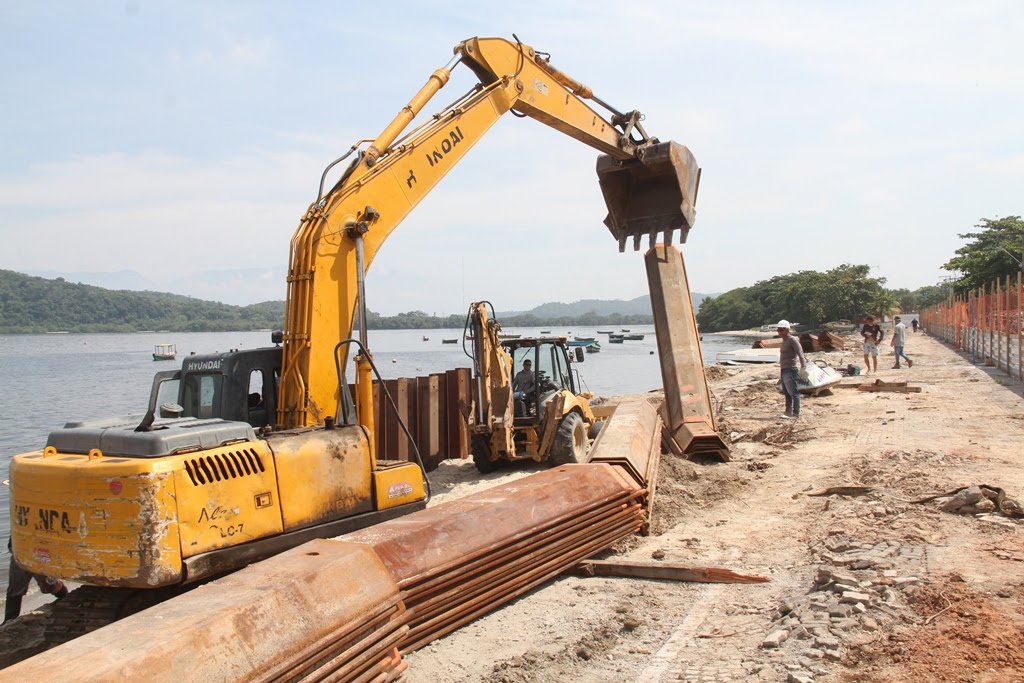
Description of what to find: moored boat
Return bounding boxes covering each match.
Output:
[716,348,780,364]
[152,343,176,361]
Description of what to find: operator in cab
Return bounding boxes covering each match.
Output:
[512,359,535,400]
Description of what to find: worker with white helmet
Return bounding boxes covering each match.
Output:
[776,320,807,419]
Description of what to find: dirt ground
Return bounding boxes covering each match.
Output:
[404,331,1024,683]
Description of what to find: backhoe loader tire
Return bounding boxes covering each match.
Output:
[550,412,588,466]
[472,434,500,474]
[588,419,604,440]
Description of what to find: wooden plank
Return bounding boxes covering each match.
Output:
[857,384,922,393]
[575,559,769,584]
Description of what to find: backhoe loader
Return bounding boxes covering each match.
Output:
[464,301,597,472]
[7,36,699,603]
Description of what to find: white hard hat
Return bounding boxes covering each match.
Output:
[776,320,791,329]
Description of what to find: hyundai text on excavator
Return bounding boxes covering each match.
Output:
[8,36,700,597]
[464,301,597,473]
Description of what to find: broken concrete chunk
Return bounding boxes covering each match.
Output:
[762,629,790,648]
[840,591,872,604]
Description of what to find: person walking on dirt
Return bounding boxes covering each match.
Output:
[911,318,919,333]
[777,320,807,419]
[891,316,913,368]
[861,315,884,374]
[4,537,69,623]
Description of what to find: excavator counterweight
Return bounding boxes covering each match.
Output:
[597,140,701,251]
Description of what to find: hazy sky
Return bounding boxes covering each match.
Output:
[2,2,1022,314]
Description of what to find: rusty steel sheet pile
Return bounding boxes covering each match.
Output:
[588,397,664,530]
[1,541,408,682]
[645,244,729,461]
[341,463,646,651]
[4,464,647,681]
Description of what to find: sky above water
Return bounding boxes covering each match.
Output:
[2,1,1022,313]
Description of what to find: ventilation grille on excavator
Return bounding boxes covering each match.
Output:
[184,449,266,486]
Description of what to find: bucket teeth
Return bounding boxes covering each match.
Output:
[597,141,700,251]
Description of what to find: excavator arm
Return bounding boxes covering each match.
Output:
[278,36,700,454]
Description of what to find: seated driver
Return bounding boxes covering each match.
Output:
[512,359,535,400]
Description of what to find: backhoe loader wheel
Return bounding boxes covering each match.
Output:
[550,412,588,466]
[472,434,500,474]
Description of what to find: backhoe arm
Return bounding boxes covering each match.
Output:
[277,36,698,449]
[465,301,515,456]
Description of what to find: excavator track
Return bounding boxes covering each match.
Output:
[0,583,201,669]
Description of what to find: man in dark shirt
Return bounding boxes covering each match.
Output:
[861,315,884,374]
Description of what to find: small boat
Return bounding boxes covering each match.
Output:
[422,336,430,342]
[620,328,630,332]
[597,330,614,334]
[623,334,645,341]
[585,342,601,353]
[574,336,595,342]
[540,330,551,334]
[153,343,177,361]
[442,338,459,344]
[498,334,520,340]
[716,348,779,365]
[607,334,625,344]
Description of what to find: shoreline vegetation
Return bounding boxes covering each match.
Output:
[0,264,939,335]
[0,270,661,334]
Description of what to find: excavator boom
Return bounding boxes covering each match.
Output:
[279,35,700,443]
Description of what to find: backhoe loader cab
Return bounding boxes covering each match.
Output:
[465,302,598,473]
[504,338,583,420]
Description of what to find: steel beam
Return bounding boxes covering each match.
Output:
[644,244,729,460]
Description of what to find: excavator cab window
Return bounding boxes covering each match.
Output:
[181,374,223,419]
[247,369,269,427]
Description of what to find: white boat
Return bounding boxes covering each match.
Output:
[152,343,177,361]
[716,348,780,364]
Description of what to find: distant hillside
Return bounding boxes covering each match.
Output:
[499,293,710,318]
[0,270,284,333]
[0,270,709,333]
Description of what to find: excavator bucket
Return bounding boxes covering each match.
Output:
[596,141,700,252]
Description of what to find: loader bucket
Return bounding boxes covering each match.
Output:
[596,141,700,251]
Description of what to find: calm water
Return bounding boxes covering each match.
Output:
[0,327,746,569]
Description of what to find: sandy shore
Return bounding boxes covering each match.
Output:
[404,330,1024,682]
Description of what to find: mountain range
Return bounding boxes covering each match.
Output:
[2,269,710,333]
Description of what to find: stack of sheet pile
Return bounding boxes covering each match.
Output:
[342,463,646,652]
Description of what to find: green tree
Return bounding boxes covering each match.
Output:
[696,264,895,332]
[943,216,1024,294]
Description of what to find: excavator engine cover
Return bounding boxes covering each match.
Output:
[596,141,700,251]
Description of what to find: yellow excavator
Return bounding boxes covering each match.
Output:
[7,36,699,596]
[464,301,597,473]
